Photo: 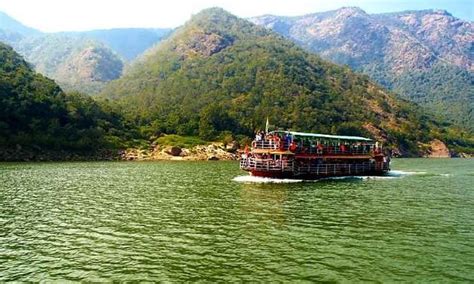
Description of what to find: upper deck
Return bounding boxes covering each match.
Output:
[251,130,380,157]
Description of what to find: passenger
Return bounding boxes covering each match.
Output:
[317,142,323,154]
[310,141,316,154]
[276,159,281,167]
[340,144,346,153]
[282,133,288,148]
[289,141,297,152]
[274,135,281,148]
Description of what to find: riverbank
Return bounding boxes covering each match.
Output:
[120,142,238,161]
[1,139,471,162]
[0,142,239,162]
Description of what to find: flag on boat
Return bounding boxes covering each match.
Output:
[265,117,269,133]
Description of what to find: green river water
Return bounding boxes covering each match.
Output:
[0,159,473,282]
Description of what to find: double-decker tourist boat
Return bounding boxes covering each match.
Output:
[240,130,390,179]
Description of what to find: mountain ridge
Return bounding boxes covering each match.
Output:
[250,7,473,130]
[101,7,471,155]
[0,11,171,93]
[0,11,40,36]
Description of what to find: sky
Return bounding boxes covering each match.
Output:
[0,0,472,32]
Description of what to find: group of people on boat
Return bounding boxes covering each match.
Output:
[241,127,391,177]
[252,130,378,155]
[254,131,293,145]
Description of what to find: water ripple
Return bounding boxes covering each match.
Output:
[0,160,473,282]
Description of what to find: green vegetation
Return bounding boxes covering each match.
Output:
[0,42,138,158]
[362,62,474,131]
[102,8,474,155]
[251,9,473,131]
[1,12,170,94]
[68,28,171,60]
[15,34,123,94]
[392,64,473,130]
[155,135,207,148]
[1,9,473,160]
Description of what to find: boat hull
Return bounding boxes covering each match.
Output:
[249,169,389,180]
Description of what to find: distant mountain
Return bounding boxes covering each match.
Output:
[0,42,133,159]
[66,28,171,61]
[14,34,124,94]
[101,8,468,155]
[250,8,474,130]
[0,11,40,37]
[0,11,170,93]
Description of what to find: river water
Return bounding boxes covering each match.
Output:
[0,159,473,282]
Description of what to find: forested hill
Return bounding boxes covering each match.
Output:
[249,8,474,130]
[0,11,170,94]
[0,42,136,160]
[64,28,171,61]
[101,8,471,155]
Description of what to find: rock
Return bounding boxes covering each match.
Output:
[225,140,239,152]
[165,146,182,156]
[115,142,239,161]
[180,148,190,157]
[427,139,451,158]
[458,152,473,158]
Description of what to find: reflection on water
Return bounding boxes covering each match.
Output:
[239,183,289,226]
[0,159,473,282]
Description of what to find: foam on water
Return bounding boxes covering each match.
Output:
[389,170,427,176]
[233,170,429,183]
[232,175,304,183]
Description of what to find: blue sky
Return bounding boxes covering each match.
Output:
[0,0,471,32]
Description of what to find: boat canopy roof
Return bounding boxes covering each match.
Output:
[271,130,372,142]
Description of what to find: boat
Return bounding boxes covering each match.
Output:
[240,130,390,179]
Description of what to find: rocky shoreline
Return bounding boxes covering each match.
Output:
[120,143,239,161]
[0,140,471,162]
[0,142,239,162]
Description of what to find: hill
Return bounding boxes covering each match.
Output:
[0,42,136,160]
[0,11,40,37]
[250,8,474,130]
[66,28,171,60]
[15,34,124,94]
[102,8,472,156]
[0,12,170,93]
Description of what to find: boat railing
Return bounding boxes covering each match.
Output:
[251,140,378,156]
[252,140,289,150]
[323,147,372,155]
[240,158,389,174]
[295,162,375,175]
[240,158,294,172]
[296,146,372,155]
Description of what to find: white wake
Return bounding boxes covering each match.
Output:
[232,175,304,183]
[233,170,428,183]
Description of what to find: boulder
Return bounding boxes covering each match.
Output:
[427,139,451,158]
[179,148,190,157]
[165,146,182,156]
[225,140,239,151]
